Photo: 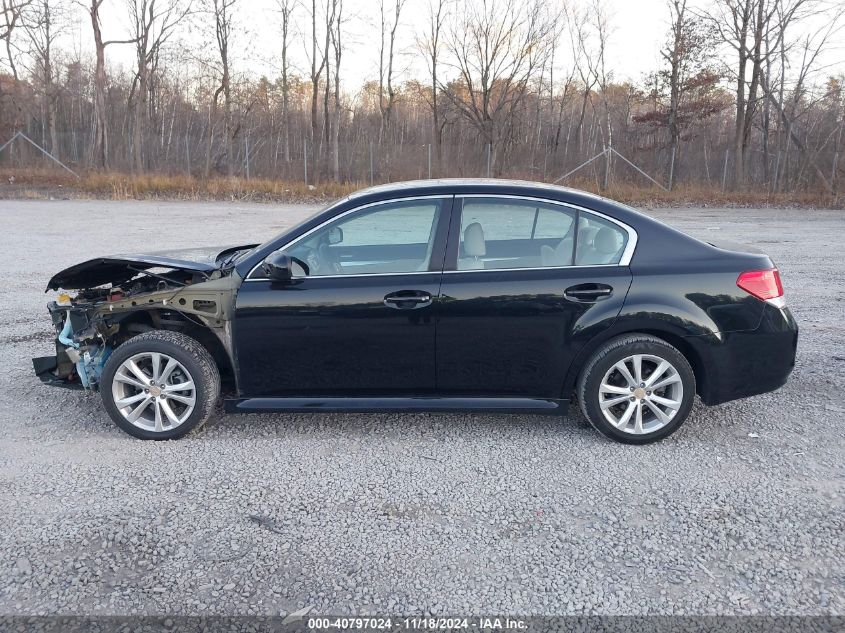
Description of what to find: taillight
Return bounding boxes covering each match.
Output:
[737,269,785,306]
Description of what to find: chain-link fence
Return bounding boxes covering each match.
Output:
[2,126,825,196]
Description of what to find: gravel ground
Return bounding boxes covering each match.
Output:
[0,199,842,617]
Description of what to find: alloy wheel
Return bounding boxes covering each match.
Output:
[598,353,684,435]
[111,352,197,433]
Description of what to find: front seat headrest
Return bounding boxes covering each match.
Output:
[464,222,486,257]
[594,227,621,255]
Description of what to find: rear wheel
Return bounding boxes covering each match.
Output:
[101,331,220,440]
[577,334,695,444]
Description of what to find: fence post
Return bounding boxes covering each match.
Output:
[369,140,374,185]
[304,140,308,185]
[244,135,250,179]
[603,146,611,190]
[668,145,676,191]
[428,144,432,179]
[721,149,730,191]
[486,143,491,177]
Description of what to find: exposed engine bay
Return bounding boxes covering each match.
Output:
[32,246,253,391]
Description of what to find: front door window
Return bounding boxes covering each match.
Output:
[283,199,443,276]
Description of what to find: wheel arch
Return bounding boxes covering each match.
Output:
[562,326,706,401]
[107,308,236,391]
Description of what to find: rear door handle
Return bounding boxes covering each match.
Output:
[384,290,432,309]
[564,283,614,303]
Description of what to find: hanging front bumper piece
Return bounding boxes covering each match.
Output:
[32,301,113,391]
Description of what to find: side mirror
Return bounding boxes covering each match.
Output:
[328,226,344,245]
[261,252,310,281]
[262,252,295,282]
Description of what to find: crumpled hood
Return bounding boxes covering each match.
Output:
[47,244,257,291]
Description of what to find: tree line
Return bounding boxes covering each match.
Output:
[0,0,843,194]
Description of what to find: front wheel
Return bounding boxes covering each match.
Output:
[577,334,696,444]
[100,331,220,440]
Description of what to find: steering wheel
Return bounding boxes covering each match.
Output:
[299,247,320,276]
[289,255,311,277]
[317,241,342,274]
[297,245,340,276]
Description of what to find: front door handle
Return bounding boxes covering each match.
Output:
[564,283,614,303]
[384,290,433,309]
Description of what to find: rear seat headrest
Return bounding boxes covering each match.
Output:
[464,222,486,257]
[594,227,621,255]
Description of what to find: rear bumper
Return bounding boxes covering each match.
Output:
[693,304,798,406]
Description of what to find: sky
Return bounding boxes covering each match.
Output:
[54,0,844,93]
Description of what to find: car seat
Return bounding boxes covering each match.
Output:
[460,222,486,269]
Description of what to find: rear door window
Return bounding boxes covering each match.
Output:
[573,213,629,266]
[457,198,577,270]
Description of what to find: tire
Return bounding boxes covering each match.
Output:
[100,330,220,440]
[576,334,695,444]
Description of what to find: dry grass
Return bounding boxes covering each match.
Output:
[82,171,360,202]
[562,177,843,209]
[0,167,841,208]
[0,168,359,203]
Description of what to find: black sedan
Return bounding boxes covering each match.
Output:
[33,179,798,443]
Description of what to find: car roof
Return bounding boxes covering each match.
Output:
[344,178,611,205]
[335,178,666,235]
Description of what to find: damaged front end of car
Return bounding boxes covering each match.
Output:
[32,247,253,392]
[33,296,115,390]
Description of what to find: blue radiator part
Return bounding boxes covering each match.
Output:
[59,310,112,389]
[77,345,113,390]
[58,310,79,349]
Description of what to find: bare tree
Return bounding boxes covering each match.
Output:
[589,0,614,187]
[203,0,237,176]
[126,0,190,173]
[704,0,778,187]
[275,0,297,164]
[85,0,139,169]
[565,3,597,156]
[759,0,843,193]
[321,0,334,177]
[330,0,342,180]
[828,78,843,194]
[0,0,31,157]
[21,0,64,155]
[548,39,576,159]
[441,0,555,174]
[306,0,327,159]
[635,0,718,185]
[418,0,450,174]
[1,0,31,80]
[378,0,404,140]
[664,0,690,183]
